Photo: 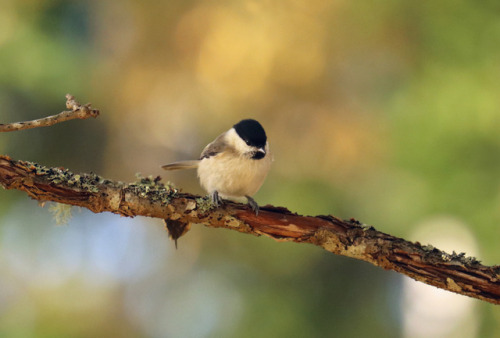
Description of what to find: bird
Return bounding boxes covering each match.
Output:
[161,119,271,215]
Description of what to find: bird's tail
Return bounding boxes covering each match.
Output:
[161,160,200,171]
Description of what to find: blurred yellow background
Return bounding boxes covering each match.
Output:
[1,1,499,337]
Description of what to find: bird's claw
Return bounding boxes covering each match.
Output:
[210,191,224,208]
[210,192,260,216]
[246,195,259,216]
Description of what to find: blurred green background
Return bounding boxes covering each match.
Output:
[1,1,499,337]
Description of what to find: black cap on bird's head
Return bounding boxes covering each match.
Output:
[233,119,267,148]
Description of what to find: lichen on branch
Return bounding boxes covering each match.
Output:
[1,154,499,305]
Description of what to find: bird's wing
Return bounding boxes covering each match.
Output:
[200,132,228,159]
[162,132,228,170]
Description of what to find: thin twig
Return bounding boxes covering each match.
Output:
[0,94,99,132]
[0,155,499,305]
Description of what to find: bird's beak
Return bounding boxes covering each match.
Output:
[251,147,266,159]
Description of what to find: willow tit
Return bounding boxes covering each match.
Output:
[161,119,271,215]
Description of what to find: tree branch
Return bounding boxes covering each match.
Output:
[1,155,499,304]
[0,94,99,132]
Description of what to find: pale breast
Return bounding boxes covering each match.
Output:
[197,152,271,198]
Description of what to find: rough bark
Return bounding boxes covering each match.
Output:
[1,155,499,305]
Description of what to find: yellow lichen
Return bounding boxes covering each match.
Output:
[224,216,241,227]
[48,203,73,225]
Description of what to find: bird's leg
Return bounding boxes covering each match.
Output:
[210,190,223,207]
[246,195,259,216]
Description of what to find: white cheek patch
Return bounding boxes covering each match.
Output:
[225,128,251,155]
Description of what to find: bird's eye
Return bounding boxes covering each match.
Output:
[245,140,251,146]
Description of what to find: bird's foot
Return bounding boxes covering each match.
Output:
[210,191,224,208]
[246,195,259,216]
